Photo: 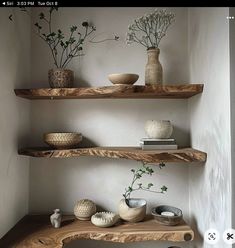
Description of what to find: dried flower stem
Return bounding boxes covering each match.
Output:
[126,9,175,49]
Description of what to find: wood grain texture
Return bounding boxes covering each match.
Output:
[0,215,194,248]
[18,147,207,163]
[14,84,203,99]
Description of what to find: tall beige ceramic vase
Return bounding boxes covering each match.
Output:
[145,48,163,85]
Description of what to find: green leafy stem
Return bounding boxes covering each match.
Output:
[123,162,167,201]
[10,7,119,69]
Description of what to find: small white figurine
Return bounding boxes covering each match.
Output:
[50,209,62,228]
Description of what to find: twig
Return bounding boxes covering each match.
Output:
[126,9,175,49]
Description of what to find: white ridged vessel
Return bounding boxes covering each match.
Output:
[91,212,119,227]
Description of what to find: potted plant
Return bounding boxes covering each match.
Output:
[118,162,167,222]
[10,8,118,88]
[126,9,175,85]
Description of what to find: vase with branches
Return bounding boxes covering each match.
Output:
[10,7,119,88]
[126,9,175,85]
[118,162,167,222]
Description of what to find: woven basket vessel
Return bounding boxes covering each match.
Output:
[44,132,82,149]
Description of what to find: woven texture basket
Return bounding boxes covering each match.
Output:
[48,69,74,88]
[44,132,82,149]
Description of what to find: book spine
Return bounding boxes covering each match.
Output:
[141,144,178,150]
[140,138,175,142]
[140,141,176,145]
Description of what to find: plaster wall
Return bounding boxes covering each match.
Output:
[30,7,190,248]
[230,7,235,235]
[0,7,232,248]
[0,9,31,238]
[188,7,231,248]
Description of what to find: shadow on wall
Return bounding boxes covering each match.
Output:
[74,76,91,87]
[171,126,190,148]
[190,215,203,248]
[78,137,99,148]
[64,239,187,248]
[17,131,31,148]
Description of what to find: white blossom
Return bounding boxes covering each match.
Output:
[125,9,175,49]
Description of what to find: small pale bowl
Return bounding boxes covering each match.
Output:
[91,212,119,227]
[151,205,183,226]
[108,73,139,85]
[44,132,82,149]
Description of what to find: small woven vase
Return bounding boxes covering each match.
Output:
[48,68,74,88]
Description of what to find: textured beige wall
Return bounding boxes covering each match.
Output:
[229,7,235,232]
[188,7,231,248]
[29,7,190,248]
[0,9,30,238]
[0,7,232,248]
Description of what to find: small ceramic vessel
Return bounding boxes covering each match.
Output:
[145,120,173,139]
[74,199,96,220]
[118,198,146,222]
[50,209,62,228]
[151,205,183,226]
[91,212,119,227]
[108,73,139,85]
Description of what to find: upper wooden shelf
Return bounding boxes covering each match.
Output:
[14,84,203,100]
[18,147,207,164]
[0,215,194,247]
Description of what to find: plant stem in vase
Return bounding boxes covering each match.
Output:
[9,8,119,88]
[126,9,175,86]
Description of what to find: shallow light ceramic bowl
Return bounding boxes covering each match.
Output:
[44,132,82,149]
[91,212,119,227]
[108,73,139,85]
[151,205,183,226]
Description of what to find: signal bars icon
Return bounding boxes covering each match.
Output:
[2,2,5,5]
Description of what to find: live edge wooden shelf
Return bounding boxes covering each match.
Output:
[18,147,207,163]
[14,84,203,99]
[0,215,194,248]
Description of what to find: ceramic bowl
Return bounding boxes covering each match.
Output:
[151,205,183,226]
[118,198,147,223]
[144,120,173,139]
[108,73,139,85]
[91,212,119,227]
[44,132,82,149]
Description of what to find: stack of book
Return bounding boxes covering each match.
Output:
[140,138,178,150]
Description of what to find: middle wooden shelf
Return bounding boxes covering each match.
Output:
[18,147,207,164]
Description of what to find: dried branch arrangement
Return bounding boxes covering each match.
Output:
[126,9,175,49]
[10,7,119,68]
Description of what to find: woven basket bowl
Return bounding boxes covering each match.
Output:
[44,132,82,149]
